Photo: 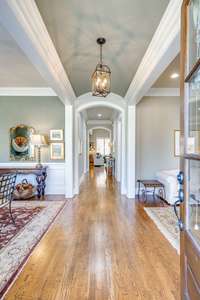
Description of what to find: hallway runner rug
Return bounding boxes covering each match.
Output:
[0,200,66,298]
[144,206,180,254]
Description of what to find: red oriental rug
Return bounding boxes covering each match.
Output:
[0,206,43,249]
[0,200,66,299]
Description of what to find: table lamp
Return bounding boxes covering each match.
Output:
[31,134,47,168]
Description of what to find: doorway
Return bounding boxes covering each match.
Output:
[74,94,126,195]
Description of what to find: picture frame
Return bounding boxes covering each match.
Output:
[50,142,64,160]
[10,124,35,161]
[174,130,180,157]
[50,129,64,141]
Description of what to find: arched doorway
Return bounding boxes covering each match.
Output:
[87,126,112,173]
[74,93,126,195]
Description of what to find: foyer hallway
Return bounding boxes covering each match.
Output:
[4,168,180,300]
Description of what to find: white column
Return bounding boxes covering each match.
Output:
[65,105,74,198]
[117,119,122,182]
[74,111,79,194]
[83,121,87,174]
[86,130,90,172]
[112,120,117,178]
[120,112,126,195]
[126,105,136,198]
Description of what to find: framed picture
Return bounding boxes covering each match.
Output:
[174,130,180,157]
[50,143,64,160]
[50,129,63,141]
[10,124,35,161]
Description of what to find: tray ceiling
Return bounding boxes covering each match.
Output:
[36,0,169,97]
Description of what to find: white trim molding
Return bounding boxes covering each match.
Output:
[145,88,180,97]
[87,120,113,125]
[0,0,75,104]
[125,0,181,104]
[0,87,57,97]
[126,106,136,198]
[65,105,74,198]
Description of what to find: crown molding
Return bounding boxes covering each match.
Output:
[0,87,57,96]
[145,88,180,97]
[0,1,76,104]
[125,0,181,104]
[87,120,112,125]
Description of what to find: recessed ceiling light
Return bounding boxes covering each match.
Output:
[97,113,102,118]
[171,73,179,79]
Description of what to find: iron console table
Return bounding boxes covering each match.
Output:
[0,166,47,199]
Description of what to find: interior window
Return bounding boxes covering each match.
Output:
[96,138,110,155]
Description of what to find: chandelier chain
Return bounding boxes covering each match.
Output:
[100,44,103,65]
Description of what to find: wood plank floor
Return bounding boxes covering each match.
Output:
[4,168,180,300]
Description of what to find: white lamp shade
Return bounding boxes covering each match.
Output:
[31,134,46,146]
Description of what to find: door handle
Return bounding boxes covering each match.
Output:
[177,171,184,185]
[174,171,184,231]
[174,198,184,231]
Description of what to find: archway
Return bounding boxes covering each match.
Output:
[87,126,112,174]
[74,92,126,195]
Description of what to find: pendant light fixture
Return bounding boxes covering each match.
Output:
[92,37,111,97]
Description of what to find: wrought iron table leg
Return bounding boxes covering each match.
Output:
[41,171,47,197]
[145,187,147,201]
[36,174,42,199]
[9,200,15,224]
[153,186,156,199]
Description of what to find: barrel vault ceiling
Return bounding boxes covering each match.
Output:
[35,0,169,97]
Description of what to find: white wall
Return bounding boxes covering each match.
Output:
[136,96,180,180]
[0,96,65,162]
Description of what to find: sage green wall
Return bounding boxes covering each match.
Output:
[136,96,181,180]
[0,96,65,162]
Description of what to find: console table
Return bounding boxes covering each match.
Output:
[0,166,48,199]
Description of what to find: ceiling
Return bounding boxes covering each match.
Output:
[0,25,47,87]
[86,106,117,121]
[36,0,169,97]
[153,55,180,88]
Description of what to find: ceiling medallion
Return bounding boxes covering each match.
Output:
[92,37,111,97]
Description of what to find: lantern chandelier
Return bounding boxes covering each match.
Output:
[92,37,111,97]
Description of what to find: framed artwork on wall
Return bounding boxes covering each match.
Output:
[10,124,35,161]
[50,129,63,141]
[174,130,180,157]
[50,142,64,160]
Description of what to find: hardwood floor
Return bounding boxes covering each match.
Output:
[4,168,180,300]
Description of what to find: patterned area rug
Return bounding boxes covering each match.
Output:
[144,206,180,254]
[0,206,44,249]
[0,200,66,298]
